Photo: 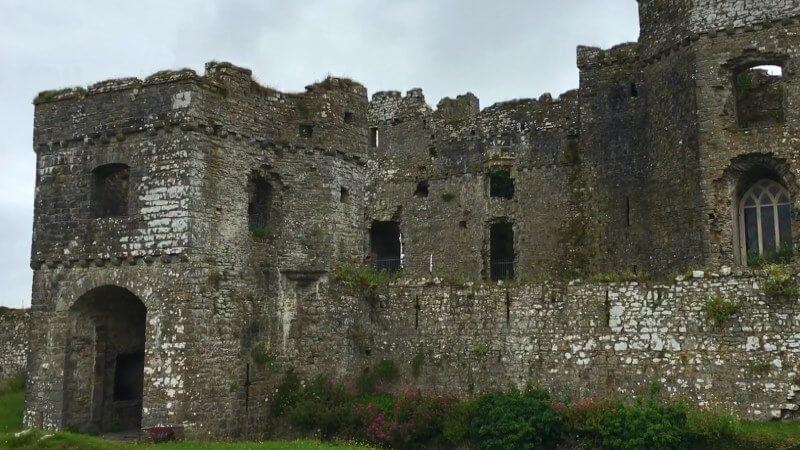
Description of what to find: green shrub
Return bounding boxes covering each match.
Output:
[271,369,303,416]
[334,264,396,305]
[443,399,478,445]
[703,296,739,327]
[577,399,688,450]
[286,377,361,439]
[763,264,799,299]
[472,386,564,450]
[356,360,399,394]
[748,244,793,267]
[441,193,456,202]
[411,350,425,378]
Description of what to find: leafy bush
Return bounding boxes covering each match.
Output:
[472,386,564,450]
[703,296,739,327]
[763,264,799,299]
[286,377,361,439]
[748,244,793,267]
[356,360,399,394]
[271,369,303,416]
[442,399,478,445]
[334,264,396,305]
[575,398,688,450]
[251,226,273,241]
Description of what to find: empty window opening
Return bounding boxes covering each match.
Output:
[490,170,515,199]
[490,222,515,281]
[429,146,437,158]
[369,127,379,147]
[739,178,793,265]
[299,124,314,138]
[414,180,429,198]
[735,64,785,128]
[370,221,401,273]
[92,163,130,218]
[113,352,144,401]
[470,129,476,136]
[248,174,273,233]
[505,291,511,327]
[344,111,354,123]
[414,297,420,329]
[459,220,468,229]
[629,82,638,98]
[340,187,349,203]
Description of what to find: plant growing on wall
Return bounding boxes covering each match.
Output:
[334,263,396,306]
[763,264,799,299]
[703,296,739,327]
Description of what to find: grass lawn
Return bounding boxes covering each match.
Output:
[0,374,373,450]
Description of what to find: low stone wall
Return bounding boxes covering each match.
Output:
[310,271,800,421]
[0,308,28,381]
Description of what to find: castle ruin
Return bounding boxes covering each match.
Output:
[21,0,800,438]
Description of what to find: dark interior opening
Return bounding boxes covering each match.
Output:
[370,221,401,273]
[490,222,515,281]
[414,180,429,198]
[113,352,144,401]
[735,64,785,128]
[92,163,130,218]
[248,174,273,232]
[490,170,515,199]
[344,111,354,123]
[299,123,314,138]
[340,187,349,203]
[369,127,379,148]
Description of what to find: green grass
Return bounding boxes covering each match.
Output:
[0,374,25,433]
[0,430,374,449]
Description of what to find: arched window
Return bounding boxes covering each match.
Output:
[739,179,792,264]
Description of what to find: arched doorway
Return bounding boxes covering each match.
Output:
[62,286,146,433]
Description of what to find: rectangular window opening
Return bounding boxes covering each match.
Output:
[735,64,785,129]
[92,163,130,218]
[490,170,515,199]
[248,173,273,234]
[490,222,515,281]
[370,220,401,273]
[299,124,314,138]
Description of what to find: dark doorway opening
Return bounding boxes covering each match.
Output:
[370,221,401,273]
[490,222,515,281]
[63,286,146,434]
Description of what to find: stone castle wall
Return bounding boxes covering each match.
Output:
[273,272,800,421]
[0,308,27,381]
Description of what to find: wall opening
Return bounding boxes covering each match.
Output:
[489,222,515,281]
[113,352,144,401]
[414,180,429,198]
[629,82,639,98]
[248,173,273,234]
[369,127,379,148]
[299,123,314,138]
[344,111,354,124]
[340,187,349,203]
[739,178,793,265]
[489,170,515,199]
[370,221,401,273]
[735,64,785,128]
[63,285,146,434]
[92,163,130,218]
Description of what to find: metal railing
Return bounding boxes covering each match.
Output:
[375,258,402,273]
[490,261,515,281]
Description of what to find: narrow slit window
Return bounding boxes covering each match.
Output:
[340,187,349,203]
[92,163,130,218]
[369,127,379,148]
[489,222,515,281]
[370,221,401,273]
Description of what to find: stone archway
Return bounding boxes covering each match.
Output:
[62,285,146,433]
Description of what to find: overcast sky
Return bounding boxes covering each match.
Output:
[0,1,639,308]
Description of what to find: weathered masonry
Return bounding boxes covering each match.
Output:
[23,0,800,438]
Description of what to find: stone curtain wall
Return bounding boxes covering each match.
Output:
[329,273,800,420]
[0,308,27,381]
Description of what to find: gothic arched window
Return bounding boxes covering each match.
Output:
[739,179,792,264]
